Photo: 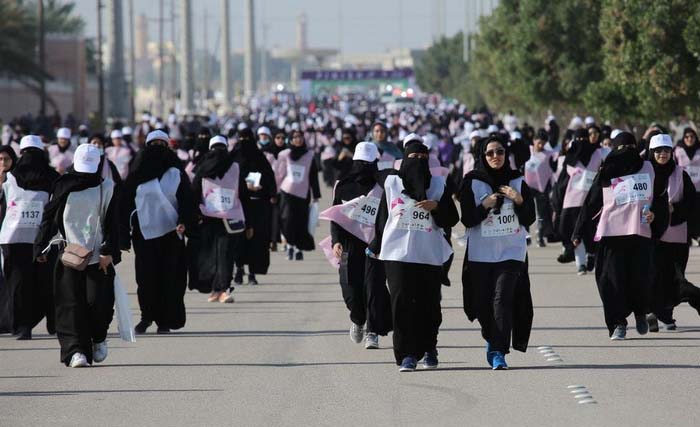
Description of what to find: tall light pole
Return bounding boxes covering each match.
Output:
[158,0,164,117]
[97,0,105,124]
[107,0,127,118]
[221,0,232,108]
[170,0,177,113]
[38,0,46,116]
[243,0,256,98]
[180,0,194,114]
[129,0,136,121]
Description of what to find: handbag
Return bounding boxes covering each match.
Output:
[60,182,103,271]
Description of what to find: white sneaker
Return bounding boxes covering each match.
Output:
[219,291,235,304]
[69,353,89,368]
[350,323,364,344]
[93,341,108,363]
[364,332,379,349]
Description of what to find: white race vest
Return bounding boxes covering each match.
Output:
[0,173,50,244]
[135,167,180,240]
[378,175,453,266]
[467,177,527,263]
[63,180,114,265]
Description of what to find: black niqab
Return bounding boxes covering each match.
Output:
[398,141,431,202]
[338,160,377,188]
[126,143,182,187]
[194,145,234,179]
[565,129,598,167]
[679,127,699,159]
[598,132,643,186]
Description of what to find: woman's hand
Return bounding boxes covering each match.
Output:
[245,228,254,240]
[36,255,47,263]
[415,200,438,211]
[176,224,186,234]
[98,255,113,274]
[481,194,500,209]
[332,243,343,259]
[498,185,524,205]
[645,210,655,224]
[247,182,262,191]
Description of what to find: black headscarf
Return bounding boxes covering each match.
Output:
[565,128,599,167]
[398,140,431,202]
[678,127,699,159]
[288,130,308,161]
[194,141,234,179]
[260,129,285,159]
[466,137,521,189]
[190,128,211,165]
[598,132,644,186]
[647,145,676,199]
[126,143,182,187]
[338,160,378,188]
[13,147,58,192]
[0,145,18,170]
[232,127,268,170]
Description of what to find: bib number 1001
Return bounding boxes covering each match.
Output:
[496,213,516,224]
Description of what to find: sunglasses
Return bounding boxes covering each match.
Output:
[485,148,506,157]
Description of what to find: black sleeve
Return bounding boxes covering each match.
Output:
[550,167,570,217]
[432,187,459,229]
[0,187,6,226]
[33,196,62,260]
[176,171,196,229]
[330,187,344,246]
[459,178,491,228]
[572,173,603,241]
[119,179,137,250]
[514,182,536,228]
[548,156,558,172]
[368,193,388,255]
[238,167,252,226]
[671,171,695,226]
[309,160,321,199]
[260,159,277,197]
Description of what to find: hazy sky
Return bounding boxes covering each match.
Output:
[72,0,498,54]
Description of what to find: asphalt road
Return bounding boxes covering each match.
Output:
[2,191,700,426]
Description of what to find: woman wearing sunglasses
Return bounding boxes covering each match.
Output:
[460,136,535,370]
[572,132,664,341]
[644,134,700,331]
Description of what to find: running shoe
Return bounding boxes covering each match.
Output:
[491,352,508,370]
[349,323,364,344]
[586,254,596,272]
[610,325,626,340]
[69,353,89,368]
[537,238,546,248]
[157,327,171,334]
[219,291,235,303]
[248,274,258,285]
[15,327,31,340]
[134,320,152,335]
[287,247,294,260]
[659,320,677,331]
[422,351,439,369]
[234,269,244,285]
[93,341,108,363]
[635,314,648,335]
[295,251,304,261]
[647,313,659,333]
[577,265,587,276]
[207,291,222,302]
[486,342,494,366]
[399,357,417,372]
[270,242,278,252]
[364,332,379,349]
[557,251,575,264]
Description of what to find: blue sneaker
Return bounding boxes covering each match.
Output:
[491,352,508,370]
[399,357,417,372]
[486,342,494,366]
[422,351,438,369]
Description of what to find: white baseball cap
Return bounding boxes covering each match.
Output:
[402,133,423,146]
[19,135,44,151]
[57,127,71,139]
[469,130,482,140]
[209,135,228,149]
[584,116,596,125]
[510,131,522,141]
[649,134,673,150]
[487,124,499,134]
[257,126,271,137]
[610,129,623,139]
[110,129,123,139]
[353,142,380,162]
[121,126,133,136]
[73,144,101,174]
[145,130,169,145]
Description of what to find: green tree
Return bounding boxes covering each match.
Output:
[584,0,700,124]
[26,0,85,35]
[0,1,48,87]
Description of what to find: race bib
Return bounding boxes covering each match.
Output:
[205,188,236,212]
[611,173,652,206]
[685,165,700,183]
[393,199,433,232]
[377,161,394,170]
[5,200,43,228]
[572,169,596,192]
[288,164,306,183]
[481,203,520,237]
[341,195,380,226]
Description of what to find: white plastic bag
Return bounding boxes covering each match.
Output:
[114,272,136,343]
[308,201,319,235]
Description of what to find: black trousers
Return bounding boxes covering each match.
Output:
[0,244,53,333]
[385,261,442,364]
[133,231,187,329]
[270,195,282,245]
[595,237,653,335]
[651,241,686,323]
[531,187,554,239]
[338,250,392,336]
[54,262,114,365]
[467,260,522,354]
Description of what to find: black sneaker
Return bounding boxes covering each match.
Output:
[287,247,294,260]
[577,265,587,276]
[270,242,278,252]
[647,313,659,333]
[295,251,303,261]
[16,327,31,340]
[248,273,258,285]
[586,254,595,272]
[134,320,152,335]
[635,314,649,335]
[557,250,575,264]
[234,269,244,285]
[537,238,546,248]
[157,327,171,335]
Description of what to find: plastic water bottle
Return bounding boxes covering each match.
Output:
[641,204,650,224]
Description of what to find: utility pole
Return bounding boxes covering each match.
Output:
[38,0,46,116]
[259,3,267,94]
[243,0,256,98]
[97,0,105,124]
[203,9,209,105]
[221,0,232,108]
[129,0,136,121]
[158,0,164,117]
[170,0,177,113]
[180,0,194,114]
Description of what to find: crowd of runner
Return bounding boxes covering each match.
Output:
[1,93,699,371]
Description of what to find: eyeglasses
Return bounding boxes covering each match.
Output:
[654,147,672,153]
[485,149,506,157]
